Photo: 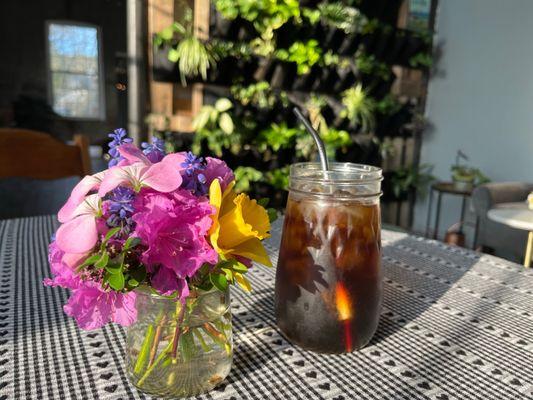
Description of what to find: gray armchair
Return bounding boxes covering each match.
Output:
[471,182,533,262]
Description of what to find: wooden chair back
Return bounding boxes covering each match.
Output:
[0,128,91,179]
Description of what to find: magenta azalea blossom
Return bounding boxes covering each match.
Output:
[64,283,137,330]
[133,189,217,281]
[43,241,82,290]
[150,266,190,299]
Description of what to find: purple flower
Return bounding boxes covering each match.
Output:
[105,186,136,232]
[180,152,209,195]
[203,157,235,192]
[108,128,133,167]
[141,137,166,163]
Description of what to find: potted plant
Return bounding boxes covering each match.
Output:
[451,150,489,191]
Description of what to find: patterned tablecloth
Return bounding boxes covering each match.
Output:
[0,215,532,399]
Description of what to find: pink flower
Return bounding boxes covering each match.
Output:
[203,157,234,192]
[58,171,105,223]
[43,241,82,289]
[63,282,137,330]
[55,194,102,254]
[133,189,217,284]
[98,144,184,197]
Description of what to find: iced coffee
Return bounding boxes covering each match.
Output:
[275,162,382,353]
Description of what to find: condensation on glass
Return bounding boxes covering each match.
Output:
[275,162,383,353]
[46,21,104,119]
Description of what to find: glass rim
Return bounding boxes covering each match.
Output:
[289,162,383,184]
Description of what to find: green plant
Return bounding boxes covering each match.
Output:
[265,166,290,190]
[276,40,321,75]
[409,52,433,68]
[234,166,264,192]
[215,0,300,38]
[355,52,391,80]
[256,122,302,151]
[317,2,363,33]
[321,128,352,158]
[451,166,489,184]
[155,8,215,85]
[231,81,287,108]
[192,98,240,156]
[340,84,376,132]
[391,164,435,199]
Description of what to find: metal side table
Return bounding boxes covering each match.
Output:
[425,181,475,246]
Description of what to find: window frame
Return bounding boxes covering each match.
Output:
[45,20,106,121]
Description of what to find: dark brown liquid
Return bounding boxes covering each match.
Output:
[275,195,382,353]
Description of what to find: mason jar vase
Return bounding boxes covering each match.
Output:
[125,287,233,398]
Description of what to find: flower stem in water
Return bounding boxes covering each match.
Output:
[134,324,155,375]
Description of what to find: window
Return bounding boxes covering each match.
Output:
[46,21,105,120]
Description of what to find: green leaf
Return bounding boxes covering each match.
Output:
[107,272,125,291]
[219,112,234,134]
[168,48,180,62]
[128,278,140,287]
[124,236,141,250]
[95,252,109,269]
[129,266,147,283]
[215,98,232,112]
[257,198,269,207]
[210,273,228,292]
[159,26,174,41]
[77,253,101,271]
[104,227,121,242]
[105,262,122,274]
[268,208,278,223]
[221,268,234,282]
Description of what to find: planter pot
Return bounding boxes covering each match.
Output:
[270,62,297,89]
[452,180,474,192]
[125,287,233,398]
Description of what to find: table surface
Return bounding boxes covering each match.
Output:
[1,216,533,400]
[488,203,533,231]
[431,182,473,196]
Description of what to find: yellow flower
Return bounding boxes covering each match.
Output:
[209,179,272,267]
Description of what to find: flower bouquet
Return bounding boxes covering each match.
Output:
[44,129,274,397]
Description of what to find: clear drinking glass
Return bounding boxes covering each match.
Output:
[125,287,233,398]
[275,162,382,353]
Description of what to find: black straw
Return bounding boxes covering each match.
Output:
[293,107,329,172]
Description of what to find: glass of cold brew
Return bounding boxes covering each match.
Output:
[275,162,382,353]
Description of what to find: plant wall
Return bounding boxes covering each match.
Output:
[151,0,434,214]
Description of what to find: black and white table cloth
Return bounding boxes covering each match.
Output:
[0,215,532,399]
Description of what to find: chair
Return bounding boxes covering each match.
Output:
[0,128,91,219]
[0,128,91,179]
[471,182,533,262]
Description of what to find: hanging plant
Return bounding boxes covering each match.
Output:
[276,40,322,75]
[340,84,376,133]
[155,8,216,85]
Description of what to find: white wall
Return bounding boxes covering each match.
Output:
[412,0,533,240]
